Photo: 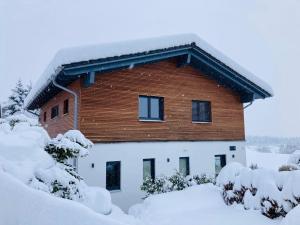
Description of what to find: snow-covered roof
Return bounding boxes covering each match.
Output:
[24,33,273,109]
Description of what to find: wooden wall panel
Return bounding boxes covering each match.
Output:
[40,81,80,138]
[79,59,245,142]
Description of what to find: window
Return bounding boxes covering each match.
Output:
[192,100,211,122]
[139,96,164,121]
[43,112,47,122]
[215,155,226,176]
[179,157,190,176]
[143,158,155,180]
[106,161,121,191]
[51,105,59,119]
[229,146,236,151]
[63,99,69,114]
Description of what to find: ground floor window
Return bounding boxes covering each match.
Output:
[179,157,190,176]
[215,155,226,176]
[143,158,155,180]
[106,161,121,191]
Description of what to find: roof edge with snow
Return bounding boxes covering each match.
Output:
[25,34,273,110]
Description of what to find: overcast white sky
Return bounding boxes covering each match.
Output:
[1,0,300,137]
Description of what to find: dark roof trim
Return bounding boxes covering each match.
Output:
[27,44,272,110]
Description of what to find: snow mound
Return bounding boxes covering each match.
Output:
[0,114,112,215]
[129,184,275,225]
[280,205,300,225]
[216,162,244,186]
[0,169,125,225]
[25,33,273,108]
[217,162,300,218]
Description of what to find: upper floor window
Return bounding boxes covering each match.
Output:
[51,105,59,119]
[43,112,47,122]
[63,99,69,114]
[139,96,164,121]
[192,100,211,122]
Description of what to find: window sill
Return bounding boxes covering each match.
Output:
[192,121,212,124]
[109,189,121,193]
[139,119,164,123]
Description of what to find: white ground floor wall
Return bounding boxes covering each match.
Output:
[78,141,246,211]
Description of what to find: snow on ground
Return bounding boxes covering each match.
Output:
[281,205,300,225]
[129,184,279,225]
[0,169,134,225]
[246,147,289,170]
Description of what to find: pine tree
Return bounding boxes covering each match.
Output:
[5,79,31,116]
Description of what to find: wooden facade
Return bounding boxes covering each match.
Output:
[40,59,245,142]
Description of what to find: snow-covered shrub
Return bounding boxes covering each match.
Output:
[249,163,258,170]
[216,163,300,219]
[278,164,299,172]
[45,130,92,164]
[5,113,39,129]
[0,115,112,214]
[41,130,93,200]
[261,196,285,218]
[141,176,167,197]
[141,172,214,197]
[191,174,215,185]
[167,171,189,191]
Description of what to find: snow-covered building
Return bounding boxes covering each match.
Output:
[24,34,273,210]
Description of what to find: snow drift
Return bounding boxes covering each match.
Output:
[0,114,111,214]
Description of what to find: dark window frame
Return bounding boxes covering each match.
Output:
[51,105,59,119]
[139,95,164,121]
[63,99,69,115]
[43,111,47,122]
[192,100,212,122]
[214,154,227,176]
[143,158,155,180]
[179,157,190,176]
[106,161,121,191]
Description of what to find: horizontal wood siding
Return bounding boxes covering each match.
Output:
[40,81,80,138]
[80,59,245,142]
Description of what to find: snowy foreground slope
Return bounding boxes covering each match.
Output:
[129,184,279,225]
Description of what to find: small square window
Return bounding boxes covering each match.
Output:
[139,96,164,121]
[229,146,236,151]
[51,105,59,119]
[63,99,69,114]
[192,100,212,122]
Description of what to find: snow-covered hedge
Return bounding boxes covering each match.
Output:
[216,162,300,219]
[0,114,112,215]
[141,171,214,197]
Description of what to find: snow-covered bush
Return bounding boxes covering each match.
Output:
[217,162,300,219]
[278,164,299,172]
[191,174,215,185]
[141,176,167,197]
[167,171,189,191]
[45,130,92,164]
[141,172,214,197]
[0,114,112,214]
[40,130,93,200]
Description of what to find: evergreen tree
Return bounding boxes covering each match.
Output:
[5,79,31,116]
